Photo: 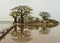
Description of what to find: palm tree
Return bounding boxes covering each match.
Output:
[39,12,51,20]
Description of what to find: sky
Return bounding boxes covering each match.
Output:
[0,0,60,21]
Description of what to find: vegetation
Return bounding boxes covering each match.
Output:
[35,17,40,22]
[47,19,59,28]
[10,11,19,31]
[0,5,59,41]
[25,14,34,22]
[39,12,51,20]
[9,6,59,34]
[10,11,19,23]
[11,6,33,23]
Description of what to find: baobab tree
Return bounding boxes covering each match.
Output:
[11,6,33,38]
[11,6,33,23]
[39,12,51,20]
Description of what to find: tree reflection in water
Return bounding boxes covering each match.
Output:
[39,27,50,34]
[10,24,51,42]
[39,23,51,34]
[10,22,59,42]
[10,25,32,42]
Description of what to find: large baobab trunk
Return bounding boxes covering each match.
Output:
[13,17,17,32]
[14,17,17,23]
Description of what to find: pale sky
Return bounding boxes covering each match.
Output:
[0,0,60,21]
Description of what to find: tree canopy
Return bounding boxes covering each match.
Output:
[10,6,33,23]
[11,6,33,17]
[39,12,51,20]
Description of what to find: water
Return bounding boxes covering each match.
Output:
[0,21,12,24]
[0,22,60,43]
[0,21,13,31]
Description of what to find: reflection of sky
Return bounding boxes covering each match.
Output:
[0,0,60,21]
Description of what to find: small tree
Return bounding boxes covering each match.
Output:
[25,15,34,22]
[39,12,51,20]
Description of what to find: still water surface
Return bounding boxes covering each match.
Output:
[0,22,60,43]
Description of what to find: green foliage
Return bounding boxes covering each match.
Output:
[10,6,33,23]
[48,19,59,27]
[10,11,19,18]
[39,12,51,20]
[11,6,33,17]
[26,15,34,21]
